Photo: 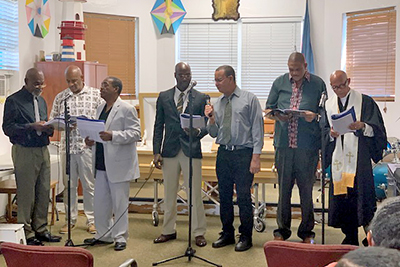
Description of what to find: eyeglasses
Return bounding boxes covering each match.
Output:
[331,80,348,90]
[215,76,230,83]
[34,83,46,89]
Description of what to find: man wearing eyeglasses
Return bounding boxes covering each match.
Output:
[50,65,103,235]
[325,70,387,246]
[153,62,208,247]
[265,52,326,244]
[205,65,264,251]
[2,68,61,245]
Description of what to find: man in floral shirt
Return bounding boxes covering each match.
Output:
[50,65,103,235]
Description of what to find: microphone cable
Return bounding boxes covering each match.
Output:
[74,160,156,247]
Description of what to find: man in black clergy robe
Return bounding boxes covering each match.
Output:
[325,70,387,246]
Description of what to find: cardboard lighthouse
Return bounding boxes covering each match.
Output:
[58,0,87,61]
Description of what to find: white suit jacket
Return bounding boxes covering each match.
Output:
[93,97,141,183]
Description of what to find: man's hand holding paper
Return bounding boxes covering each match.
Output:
[330,106,357,135]
[77,117,106,143]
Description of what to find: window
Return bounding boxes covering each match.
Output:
[178,21,238,92]
[84,13,137,99]
[177,18,301,99]
[241,19,301,99]
[0,0,18,71]
[344,7,396,99]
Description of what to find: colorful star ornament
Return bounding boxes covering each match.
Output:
[150,0,186,35]
[25,0,51,38]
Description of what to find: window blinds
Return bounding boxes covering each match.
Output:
[178,22,238,92]
[346,7,396,99]
[241,21,301,99]
[0,0,18,71]
[84,13,136,99]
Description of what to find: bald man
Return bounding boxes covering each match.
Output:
[325,70,386,245]
[266,52,326,243]
[153,62,208,247]
[50,65,103,235]
[3,68,61,245]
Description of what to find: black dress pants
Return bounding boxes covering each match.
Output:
[216,147,254,238]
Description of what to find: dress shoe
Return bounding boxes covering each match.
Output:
[26,237,44,246]
[35,232,62,242]
[235,235,252,252]
[114,242,127,251]
[195,235,207,247]
[84,238,113,246]
[302,237,315,244]
[212,232,235,248]
[59,223,76,234]
[153,232,177,243]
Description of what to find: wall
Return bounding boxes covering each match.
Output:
[1,0,399,152]
[318,0,400,139]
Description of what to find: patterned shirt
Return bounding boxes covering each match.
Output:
[288,71,311,148]
[50,85,103,154]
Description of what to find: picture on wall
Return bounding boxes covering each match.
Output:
[150,0,187,35]
[212,0,240,21]
[25,0,51,38]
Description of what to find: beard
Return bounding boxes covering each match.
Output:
[32,88,43,96]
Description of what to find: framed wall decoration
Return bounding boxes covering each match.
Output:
[26,0,51,38]
[212,0,240,21]
[150,0,186,35]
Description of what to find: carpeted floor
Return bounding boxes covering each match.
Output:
[0,211,359,267]
[0,180,367,266]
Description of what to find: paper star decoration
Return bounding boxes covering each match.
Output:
[25,0,51,38]
[150,0,186,35]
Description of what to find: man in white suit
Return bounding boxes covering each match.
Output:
[83,76,141,251]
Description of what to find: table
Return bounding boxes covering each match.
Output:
[0,176,58,225]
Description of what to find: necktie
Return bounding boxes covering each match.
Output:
[34,96,42,136]
[220,97,232,145]
[177,92,185,114]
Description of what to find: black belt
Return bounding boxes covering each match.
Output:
[219,145,249,151]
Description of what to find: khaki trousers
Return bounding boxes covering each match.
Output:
[162,150,207,237]
[12,144,50,239]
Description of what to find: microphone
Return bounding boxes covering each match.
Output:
[319,91,327,108]
[205,94,213,118]
[188,80,197,91]
[60,92,73,103]
[205,94,211,106]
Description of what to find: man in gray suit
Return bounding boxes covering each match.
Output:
[83,76,141,251]
[153,62,208,247]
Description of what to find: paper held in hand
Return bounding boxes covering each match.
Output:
[331,106,356,135]
[266,108,307,118]
[180,113,206,129]
[44,116,80,131]
[76,117,106,143]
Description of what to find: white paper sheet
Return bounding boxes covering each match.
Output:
[76,117,106,143]
[180,113,206,129]
[331,106,356,135]
[44,116,80,131]
[45,118,66,130]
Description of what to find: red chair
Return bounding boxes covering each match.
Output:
[1,242,94,267]
[264,241,358,267]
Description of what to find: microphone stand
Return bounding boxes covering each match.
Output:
[153,87,221,267]
[64,98,74,247]
[318,93,328,244]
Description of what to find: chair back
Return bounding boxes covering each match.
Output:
[264,241,358,267]
[1,242,94,267]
